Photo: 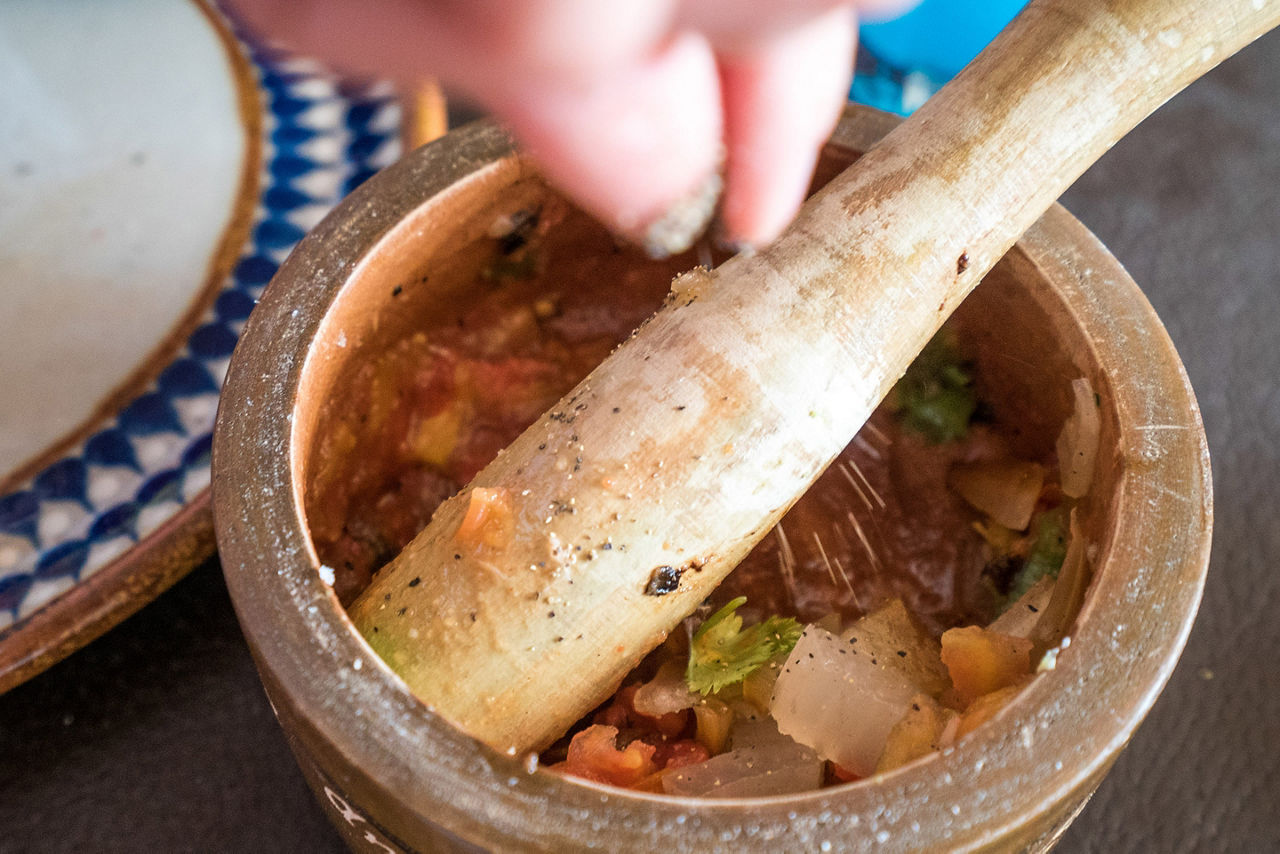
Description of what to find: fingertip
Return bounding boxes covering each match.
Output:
[716,143,818,250]
[715,9,857,247]
[493,32,725,251]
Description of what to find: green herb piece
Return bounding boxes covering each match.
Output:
[686,597,803,696]
[1008,507,1068,603]
[891,327,977,443]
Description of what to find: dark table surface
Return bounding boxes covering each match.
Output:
[2,28,1278,854]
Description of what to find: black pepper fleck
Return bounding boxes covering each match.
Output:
[957,251,970,274]
[408,577,421,588]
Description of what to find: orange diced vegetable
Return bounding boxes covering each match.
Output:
[630,772,668,794]
[454,486,514,549]
[940,625,1033,706]
[560,725,658,787]
[948,458,1046,531]
[957,682,1028,738]
[875,694,946,774]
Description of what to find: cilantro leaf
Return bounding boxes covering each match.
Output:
[685,597,803,696]
[891,327,977,443]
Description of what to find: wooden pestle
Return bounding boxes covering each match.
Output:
[350,0,1278,755]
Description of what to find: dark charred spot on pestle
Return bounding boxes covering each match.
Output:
[643,566,684,596]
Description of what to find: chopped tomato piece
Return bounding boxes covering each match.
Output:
[829,762,861,784]
[464,357,564,424]
[593,684,691,739]
[593,701,630,731]
[652,739,710,771]
[636,707,690,740]
[454,486,514,549]
[561,725,658,787]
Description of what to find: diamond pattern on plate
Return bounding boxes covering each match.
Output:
[0,22,402,629]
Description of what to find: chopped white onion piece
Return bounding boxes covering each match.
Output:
[1056,377,1100,499]
[1031,510,1090,650]
[662,718,822,798]
[770,626,919,777]
[840,600,950,696]
[632,662,697,717]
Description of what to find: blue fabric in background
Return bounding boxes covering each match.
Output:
[851,0,1029,114]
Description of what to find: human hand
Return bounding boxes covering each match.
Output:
[227,0,913,253]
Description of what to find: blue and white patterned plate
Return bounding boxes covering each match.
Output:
[0,0,406,689]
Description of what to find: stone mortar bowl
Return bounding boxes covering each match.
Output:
[212,105,1211,852]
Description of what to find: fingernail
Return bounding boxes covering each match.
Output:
[636,171,723,259]
[710,224,758,258]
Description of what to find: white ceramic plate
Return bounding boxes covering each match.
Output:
[0,0,405,689]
